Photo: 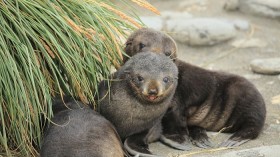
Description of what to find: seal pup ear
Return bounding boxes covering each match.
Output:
[124,39,133,63]
[118,69,131,80]
[125,38,133,51]
[124,70,131,78]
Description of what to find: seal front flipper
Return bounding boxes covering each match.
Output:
[160,100,192,151]
[160,134,192,150]
[189,126,213,148]
[124,132,163,157]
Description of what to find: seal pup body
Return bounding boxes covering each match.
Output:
[124,28,266,148]
[172,61,266,147]
[41,100,128,157]
[98,52,178,156]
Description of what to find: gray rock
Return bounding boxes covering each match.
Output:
[232,19,250,31]
[165,18,236,46]
[222,19,250,31]
[161,11,192,20]
[224,0,239,11]
[140,16,163,31]
[224,0,280,19]
[250,58,280,75]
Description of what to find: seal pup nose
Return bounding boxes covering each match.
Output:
[148,88,158,95]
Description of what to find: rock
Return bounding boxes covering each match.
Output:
[222,19,250,31]
[165,18,236,46]
[224,0,280,19]
[161,11,192,20]
[224,0,239,11]
[231,19,250,31]
[250,58,280,75]
[231,38,267,48]
[140,16,163,31]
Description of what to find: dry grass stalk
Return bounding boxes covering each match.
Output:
[106,23,124,61]
[65,16,105,41]
[131,0,160,15]
[99,2,142,28]
[39,39,55,59]
[74,83,88,104]
[64,16,84,35]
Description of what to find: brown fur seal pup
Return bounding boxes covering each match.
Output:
[124,28,177,62]
[124,28,266,149]
[97,52,178,156]
[41,99,129,157]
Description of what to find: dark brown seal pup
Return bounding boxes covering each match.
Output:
[41,99,129,157]
[97,52,178,156]
[124,28,266,149]
[124,27,177,62]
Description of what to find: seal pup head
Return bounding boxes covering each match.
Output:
[124,28,177,62]
[117,52,178,103]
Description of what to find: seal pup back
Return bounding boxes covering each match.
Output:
[41,100,128,157]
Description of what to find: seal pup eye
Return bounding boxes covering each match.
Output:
[165,51,171,56]
[137,76,144,82]
[163,77,170,83]
[139,43,146,50]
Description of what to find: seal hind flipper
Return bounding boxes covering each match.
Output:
[189,126,213,148]
[219,125,262,147]
[219,138,250,147]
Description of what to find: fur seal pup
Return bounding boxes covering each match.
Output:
[124,28,177,62]
[97,52,178,156]
[124,28,266,149]
[40,99,129,157]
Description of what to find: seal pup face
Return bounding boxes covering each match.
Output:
[124,28,177,62]
[128,71,176,103]
[119,52,178,103]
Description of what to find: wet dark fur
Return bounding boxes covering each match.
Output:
[166,60,266,146]
[41,100,128,157]
[97,52,178,156]
[124,28,266,148]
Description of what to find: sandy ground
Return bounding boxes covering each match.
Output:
[133,0,280,156]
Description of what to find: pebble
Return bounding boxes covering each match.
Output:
[165,18,236,46]
[224,0,280,19]
[250,58,280,75]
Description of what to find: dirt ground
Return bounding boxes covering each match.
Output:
[133,0,280,156]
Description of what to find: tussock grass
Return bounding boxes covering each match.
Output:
[0,0,158,156]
